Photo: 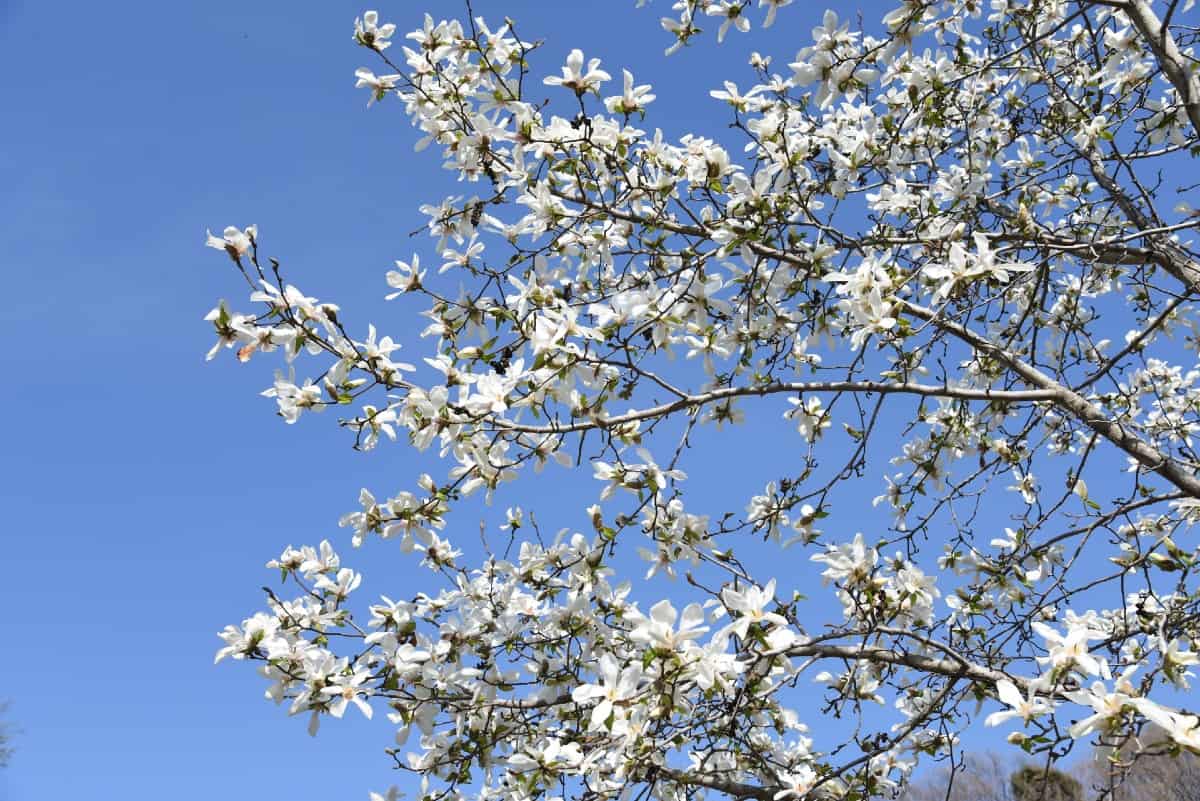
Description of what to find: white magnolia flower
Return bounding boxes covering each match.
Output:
[1064,676,1135,738]
[354,68,400,105]
[508,738,584,773]
[543,49,611,94]
[773,765,817,799]
[706,1,751,43]
[205,224,257,260]
[354,11,396,50]
[214,612,284,664]
[571,654,645,731]
[319,669,374,719]
[1159,635,1200,688]
[709,81,763,112]
[812,533,878,586]
[984,679,1052,727]
[785,396,830,442]
[1134,698,1200,752]
[1033,621,1110,678]
[605,70,655,115]
[385,254,425,298]
[924,234,1036,303]
[721,579,788,639]
[628,599,709,650]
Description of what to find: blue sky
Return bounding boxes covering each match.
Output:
[0,0,1134,799]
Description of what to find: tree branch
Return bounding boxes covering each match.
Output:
[900,300,1200,498]
[1126,0,1200,139]
[488,380,1057,435]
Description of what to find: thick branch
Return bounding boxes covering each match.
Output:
[657,767,776,801]
[490,380,1056,434]
[787,642,1014,688]
[901,300,1200,498]
[1126,0,1200,139]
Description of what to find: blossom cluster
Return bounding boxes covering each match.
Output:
[205,2,1200,800]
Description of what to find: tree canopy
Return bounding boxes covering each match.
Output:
[205,2,1200,800]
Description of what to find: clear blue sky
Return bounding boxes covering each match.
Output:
[0,1,1113,799]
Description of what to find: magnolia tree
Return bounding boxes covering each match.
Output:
[205,1,1200,799]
